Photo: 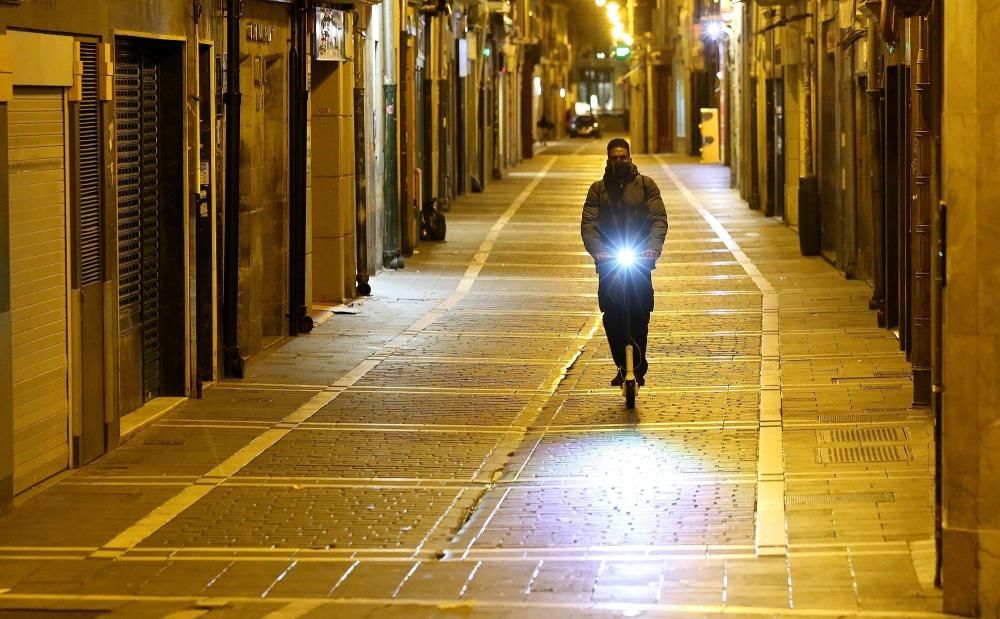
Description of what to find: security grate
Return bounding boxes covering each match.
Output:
[139,61,161,401]
[817,427,909,444]
[816,445,910,464]
[115,40,161,401]
[786,492,896,505]
[78,41,103,286]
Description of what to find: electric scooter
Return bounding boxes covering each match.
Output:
[613,247,651,409]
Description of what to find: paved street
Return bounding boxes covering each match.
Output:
[0,142,942,617]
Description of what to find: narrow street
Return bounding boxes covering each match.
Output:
[0,145,940,617]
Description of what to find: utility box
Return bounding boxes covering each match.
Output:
[698,107,720,164]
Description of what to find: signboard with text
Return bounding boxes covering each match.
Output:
[315,6,347,62]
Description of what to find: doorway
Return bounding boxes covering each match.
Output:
[765,77,785,219]
[114,37,186,416]
[882,65,910,340]
[654,65,673,153]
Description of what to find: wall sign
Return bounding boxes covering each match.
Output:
[315,7,347,62]
[247,22,274,44]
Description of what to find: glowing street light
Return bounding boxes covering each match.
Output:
[704,21,724,40]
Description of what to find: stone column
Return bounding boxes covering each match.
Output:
[941,1,1000,616]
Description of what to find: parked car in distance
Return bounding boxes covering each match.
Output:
[568,115,602,138]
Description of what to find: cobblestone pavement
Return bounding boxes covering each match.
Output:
[0,140,944,617]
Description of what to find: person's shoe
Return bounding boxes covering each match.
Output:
[611,371,625,387]
[636,375,646,387]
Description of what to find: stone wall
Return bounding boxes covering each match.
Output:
[941,1,1000,616]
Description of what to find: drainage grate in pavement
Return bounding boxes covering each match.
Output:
[859,383,905,390]
[817,427,909,443]
[816,445,910,464]
[818,413,907,424]
[786,492,896,505]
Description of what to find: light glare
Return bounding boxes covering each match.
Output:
[617,248,636,266]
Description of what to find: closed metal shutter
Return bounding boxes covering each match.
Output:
[115,41,161,406]
[7,87,70,493]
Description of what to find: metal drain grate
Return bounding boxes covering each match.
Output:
[874,370,912,378]
[817,427,909,443]
[141,439,185,446]
[816,445,910,464]
[859,383,904,390]
[863,407,909,414]
[786,492,896,505]
[818,413,906,424]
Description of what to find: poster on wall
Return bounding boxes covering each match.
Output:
[315,6,347,62]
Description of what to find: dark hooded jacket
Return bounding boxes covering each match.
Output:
[581,162,668,268]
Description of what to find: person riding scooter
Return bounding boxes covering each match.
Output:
[581,138,668,387]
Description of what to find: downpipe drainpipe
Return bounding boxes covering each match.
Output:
[866,18,886,324]
[289,0,312,335]
[352,14,372,295]
[383,0,403,269]
[223,0,245,378]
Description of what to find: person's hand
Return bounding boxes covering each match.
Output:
[640,250,659,259]
[594,252,613,263]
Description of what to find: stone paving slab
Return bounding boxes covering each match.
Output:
[75,425,267,478]
[354,358,562,390]
[310,391,536,426]
[451,483,757,550]
[572,358,759,390]
[536,390,759,426]
[0,148,944,617]
[236,428,506,481]
[0,485,181,548]
[585,333,762,358]
[393,333,579,360]
[506,428,758,478]
[140,486,471,551]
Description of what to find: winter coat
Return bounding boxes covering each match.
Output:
[581,165,669,268]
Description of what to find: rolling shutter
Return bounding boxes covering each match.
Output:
[7,87,70,492]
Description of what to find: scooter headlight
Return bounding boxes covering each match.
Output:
[617,248,636,267]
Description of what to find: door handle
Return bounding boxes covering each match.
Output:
[937,201,947,288]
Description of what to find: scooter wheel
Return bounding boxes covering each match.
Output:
[624,381,636,409]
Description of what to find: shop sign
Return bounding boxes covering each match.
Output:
[315,6,347,62]
[247,22,274,44]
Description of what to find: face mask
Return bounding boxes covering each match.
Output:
[608,160,633,180]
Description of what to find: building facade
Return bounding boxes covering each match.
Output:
[712,0,994,613]
[0,0,566,508]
